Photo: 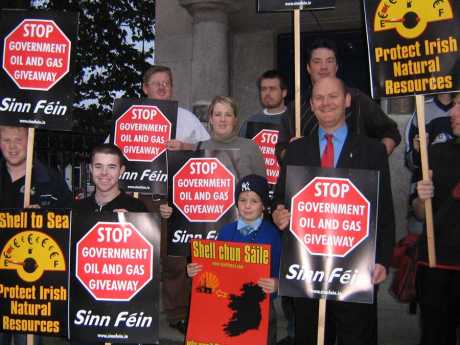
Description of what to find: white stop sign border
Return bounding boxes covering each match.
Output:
[114,105,172,162]
[2,19,71,91]
[75,221,154,302]
[172,157,235,223]
[289,176,371,258]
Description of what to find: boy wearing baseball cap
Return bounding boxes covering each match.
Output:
[187,174,281,344]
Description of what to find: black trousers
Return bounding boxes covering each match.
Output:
[417,266,460,345]
[294,297,377,345]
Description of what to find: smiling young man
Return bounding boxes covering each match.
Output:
[73,144,146,213]
[70,145,146,345]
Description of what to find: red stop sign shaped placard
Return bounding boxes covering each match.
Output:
[76,222,153,301]
[173,157,235,222]
[114,105,171,162]
[252,129,280,185]
[3,19,71,91]
[290,177,370,257]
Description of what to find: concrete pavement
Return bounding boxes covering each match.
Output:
[39,276,419,345]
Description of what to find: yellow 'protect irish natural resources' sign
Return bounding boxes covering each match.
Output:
[364,0,460,98]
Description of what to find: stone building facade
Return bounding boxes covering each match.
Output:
[156,0,412,236]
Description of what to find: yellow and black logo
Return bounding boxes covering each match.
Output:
[0,231,66,282]
[196,271,228,299]
[374,0,453,39]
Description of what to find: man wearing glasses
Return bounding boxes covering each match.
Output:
[142,65,209,334]
[142,65,209,150]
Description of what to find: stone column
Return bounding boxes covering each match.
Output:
[179,0,240,117]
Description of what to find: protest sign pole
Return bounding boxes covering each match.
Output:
[23,128,35,207]
[317,298,326,345]
[294,9,301,137]
[415,95,436,267]
[24,128,35,345]
[24,128,38,345]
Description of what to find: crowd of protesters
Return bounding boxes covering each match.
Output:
[1,37,458,345]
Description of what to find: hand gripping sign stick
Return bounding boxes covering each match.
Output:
[415,95,436,267]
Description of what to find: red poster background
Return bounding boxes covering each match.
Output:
[186,240,271,345]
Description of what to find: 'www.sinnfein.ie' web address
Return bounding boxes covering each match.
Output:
[285,1,313,6]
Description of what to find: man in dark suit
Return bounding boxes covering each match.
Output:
[273,77,395,345]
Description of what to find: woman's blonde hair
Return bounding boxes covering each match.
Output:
[208,96,238,119]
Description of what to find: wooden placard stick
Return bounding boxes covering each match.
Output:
[24,128,35,345]
[415,95,436,267]
[24,128,35,344]
[294,8,326,344]
[23,128,35,208]
[317,298,326,345]
[294,9,301,138]
[27,334,34,345]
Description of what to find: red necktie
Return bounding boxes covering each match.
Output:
[452,181,460,200]
[321,134,334,168]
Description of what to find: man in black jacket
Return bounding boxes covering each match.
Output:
[273,77,395,345]
[71,144,146,345]
[0,125,72,345]
[276,38,401,162]
[0,126,72,209]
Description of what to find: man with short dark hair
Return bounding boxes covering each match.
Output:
[239,70,288,137]
[276,38,401,162]
[71,144,146,345]
[273,77,395,345]
[73,144,146,213]
[240,71,295,345]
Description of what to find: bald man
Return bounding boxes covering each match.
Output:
[273,77,395,345]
